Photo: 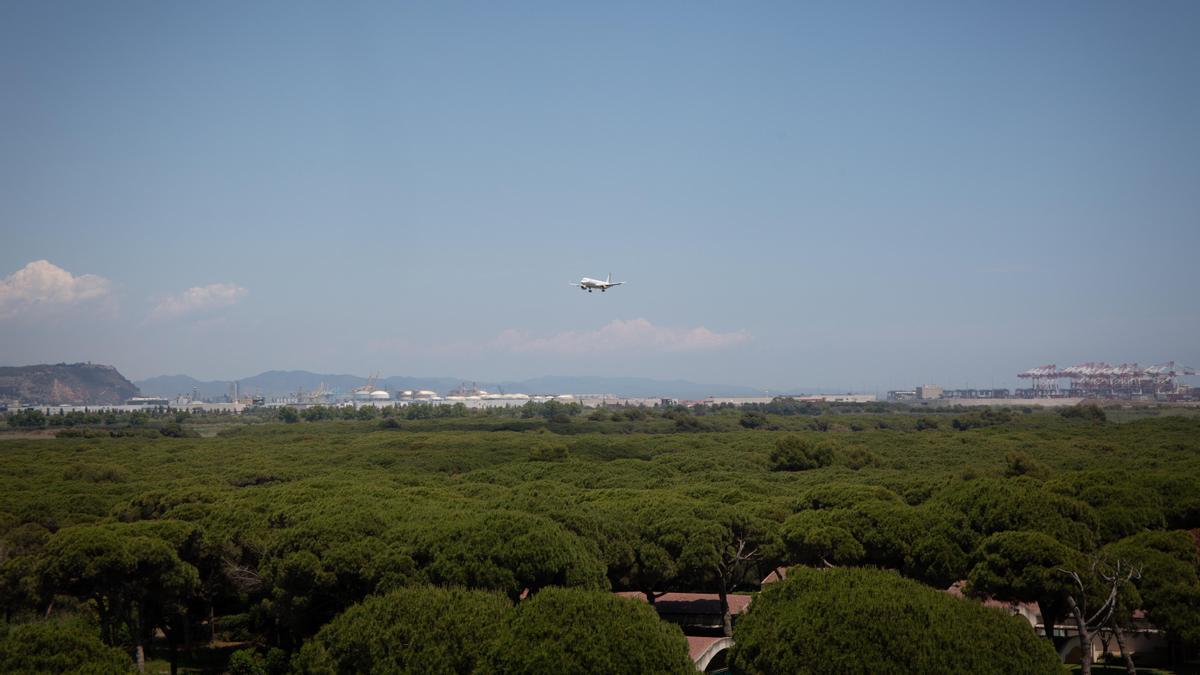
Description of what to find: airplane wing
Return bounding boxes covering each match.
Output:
[606,281,625,287]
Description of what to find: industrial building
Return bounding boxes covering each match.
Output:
[125,397,171,407]
[1018,361,1197,400]
[888,387,945,402]
[888,360,1198,404]
[915,385,943,401]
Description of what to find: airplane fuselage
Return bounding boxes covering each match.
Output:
[573,275,624,292]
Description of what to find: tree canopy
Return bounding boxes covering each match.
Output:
[731,567,1062,674]
[768,435,832,471]
[293,586,511,674]
[2,404,1199,670]
[0,618,131,675]
[487,587,694,674]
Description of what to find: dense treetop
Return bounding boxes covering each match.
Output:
[730,567,1063,674]
[293,586,511,674]
[0,617,131,674]
[1,403,1198,671]
[488,588,694,675]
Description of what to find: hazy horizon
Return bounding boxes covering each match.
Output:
[3,2,1198,392]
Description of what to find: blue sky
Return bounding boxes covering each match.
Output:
[2,1,1198,391]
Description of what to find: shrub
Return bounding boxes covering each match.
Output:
[621,407,648,421]
[54,428,109,439]
[842,447,880,471]
[229,474,285,487]
[769,436,832,472]
[529,441,569,462]
[915,417,939,431]
[740,411,769,429]
[1059,404,1107,423]
[1004,451,1049,479]
[674,414,702,431]
[62,464,127,483]
[0,618,131,674]
[227,648,267,675]
[108,427,161,438]
[158,421,195,437]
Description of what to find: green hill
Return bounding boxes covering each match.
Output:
[0,362,140,405]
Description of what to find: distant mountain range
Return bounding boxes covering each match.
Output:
[135,370,771,400]
[0,363,140,405]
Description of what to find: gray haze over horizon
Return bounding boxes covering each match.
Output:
[2,2,1198,392]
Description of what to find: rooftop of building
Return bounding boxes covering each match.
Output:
[614,591,752,615]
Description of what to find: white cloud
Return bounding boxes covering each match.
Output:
[149,283,247,320]
[0,260,112,319]
[366,319,751,358]
[490,318,751,355]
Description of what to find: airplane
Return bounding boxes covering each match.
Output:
[570,273,625,293]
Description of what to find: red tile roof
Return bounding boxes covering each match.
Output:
[616,591,752,615]
[761,567,788,585]
[686,635,725,661]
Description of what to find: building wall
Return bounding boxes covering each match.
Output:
[916,385,943,400]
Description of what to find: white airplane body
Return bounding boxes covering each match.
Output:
[570,273,625,292]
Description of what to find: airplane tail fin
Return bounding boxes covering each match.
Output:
[607,272,612,283]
